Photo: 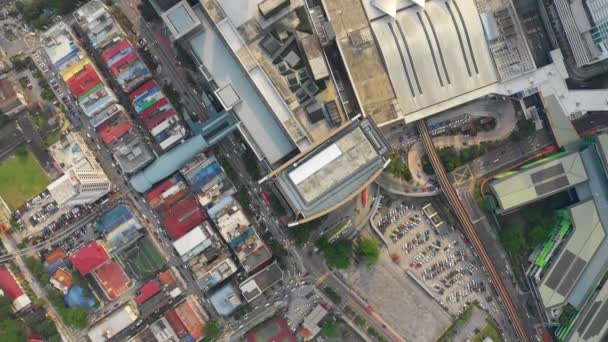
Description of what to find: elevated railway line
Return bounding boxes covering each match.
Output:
[417,120,529,342]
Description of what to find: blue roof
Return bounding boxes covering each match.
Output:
[44,259,65,275]
[98,205,133,233]
[131,135,209,192]
[65,286,96,310]
[209,284,240,316]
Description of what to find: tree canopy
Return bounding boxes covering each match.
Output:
[318,238,352,269]
[386,151,412,182]
[0,319,26,342]
[356,238,380,265]
[321,320,342,338]
[509,119,535,142]
[500,224,526,255]
[202,321,222,341]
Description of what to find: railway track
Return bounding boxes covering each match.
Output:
[417,120,529,342]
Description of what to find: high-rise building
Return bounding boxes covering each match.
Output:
[48,166,112,207]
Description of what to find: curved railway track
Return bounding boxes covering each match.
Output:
[417,120,529,342]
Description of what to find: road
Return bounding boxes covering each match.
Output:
[417,120,530,342]
[2,233,79,342]
[115,0,208,121]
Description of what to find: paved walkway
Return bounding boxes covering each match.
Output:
[407,99,517,187]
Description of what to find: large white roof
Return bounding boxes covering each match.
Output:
[172,225,209,257]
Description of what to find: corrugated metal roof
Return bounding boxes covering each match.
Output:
[131,135,209,192]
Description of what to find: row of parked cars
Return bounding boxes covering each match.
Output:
[41,205,89,239]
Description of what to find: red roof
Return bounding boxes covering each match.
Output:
[95,261,130,300]
[139,97,169,120]
[145,176,176,204]
[97,119,132,145]
[0,265,23,301]
[165,309,186,335]
[145,110,177,130]
[134,279,161,305]
[129,79,157,101]
[110,51,138,74]
[66,65,101,98]
[102,39,131,61]
[162,196,207,240]
[155,187,187,213]
[69,241,109,275]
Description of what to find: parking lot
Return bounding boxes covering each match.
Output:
[14,190,94,245]
[376,199,498,319]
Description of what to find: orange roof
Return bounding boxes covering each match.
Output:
[165,309,186,335]
[45,247,66,264]
[299,327,312,339]
[52,268,73,288]
[174,301,204,340]
[158,270,175,286]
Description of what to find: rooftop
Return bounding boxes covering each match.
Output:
[129,316,179,342]
[172,223,214,261]
[134,279,161,306]
[164,299,206,340]
[0,76,26,116]
[365,0,498,124]
[568,278,608,342]
[274,119,389,220]
[321,0,398,125]
[48,132,90,173]
[192,254,238,291]
[539,200,606,308]
[131,134,209,193]
[94,260,131,300]
[112,134,155,175]
[188,4,295,165]
[69,241,109,275]
[239,262,283,302]
[162,0,201,40]
[491,152,589,212]
[209,283,242,316]
[87,303,139,342]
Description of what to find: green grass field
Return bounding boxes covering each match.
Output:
[0,148,50,210]
[119,238,166,280]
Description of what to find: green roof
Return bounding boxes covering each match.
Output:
[491,152,588,212]
[539,200,606,308]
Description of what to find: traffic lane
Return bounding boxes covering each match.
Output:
[472,218,535,336]
[116,0,207,119]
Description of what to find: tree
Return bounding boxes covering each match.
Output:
[288,216,326,246]
[500,224,526,256]
[41,88,55,102]
[356,238,380,265]
[386,153,412,182]
[321,320,342,338]
[60,306,88,328]
[0,295,15,321]
[318,238,352,269]
[510,119,535,142]
[0,319,26,342]
[241,149,260,179]
[202,321,222,341]
[139,0,160,22]
[25,309,60,341]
